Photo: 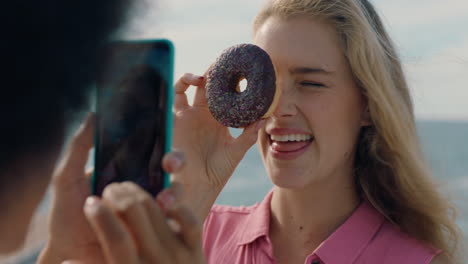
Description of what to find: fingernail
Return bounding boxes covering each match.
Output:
[84,196,100,214]
[172,156,182,169]
[171,151,185,169]
[167,218,181,233]
[158,191,175,209]
[255,119,265,132]
[192,75,204,82]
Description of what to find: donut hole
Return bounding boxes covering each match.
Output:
[229,127,243,139]
[236,78,248,93]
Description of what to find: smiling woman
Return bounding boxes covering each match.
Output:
[165,0,464,263]
[250,0,462,262]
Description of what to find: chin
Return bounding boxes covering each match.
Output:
[268,170,312,189]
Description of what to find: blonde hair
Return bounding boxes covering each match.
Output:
[254,0,463,261]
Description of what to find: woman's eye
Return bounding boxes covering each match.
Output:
[300,81,325,88]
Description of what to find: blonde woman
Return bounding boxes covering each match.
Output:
[41,0,463,263]
[166,0,463,263]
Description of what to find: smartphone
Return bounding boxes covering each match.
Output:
[92,39,174,197]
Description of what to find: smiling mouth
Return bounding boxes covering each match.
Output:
[268,134,314,153]
[269,134,314,142]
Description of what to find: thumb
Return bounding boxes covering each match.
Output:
[229,119,265,161]
[53,113,95,187]
[61,260,87,264]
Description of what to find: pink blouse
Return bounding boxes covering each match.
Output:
[203,189,440,264]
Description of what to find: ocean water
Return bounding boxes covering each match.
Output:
[217,121,468,237]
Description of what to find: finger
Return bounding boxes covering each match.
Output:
[64,113,95,171]
[156,182,184,210]
[174,73,205,110]
[84,196,139,264]
[61,260,96,264]
[229,119,265,161]
[143,192,186,254]
[192,68,210,108]
[61,261,86,264]
[131,182,183,247]
[53,113,95,187]
[102,182,175,261]
[162,151,185,174]
[165,205,202,251]
[192,78,207,107]
[85,169,93,180]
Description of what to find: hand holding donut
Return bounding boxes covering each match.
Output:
[172,44,277,220]
[172,71,265,220]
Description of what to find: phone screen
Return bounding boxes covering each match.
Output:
[93,40,174,196]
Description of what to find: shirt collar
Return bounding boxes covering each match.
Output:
[237,189,386,264]
[313,200,385,264]
[237,189,274,245]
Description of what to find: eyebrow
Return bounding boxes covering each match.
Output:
[289,67,334,75]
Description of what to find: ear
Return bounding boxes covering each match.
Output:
[360,105,372,127]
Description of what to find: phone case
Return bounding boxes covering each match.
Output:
[92,39,175,195]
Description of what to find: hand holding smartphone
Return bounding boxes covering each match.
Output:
[92,39,174,196]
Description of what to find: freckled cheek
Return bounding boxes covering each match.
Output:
[300,99,330,130]
[323,126,360,161]
[297,96,323,116]
[305,99,356,148]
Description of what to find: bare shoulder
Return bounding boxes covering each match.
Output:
[429,254,451,264]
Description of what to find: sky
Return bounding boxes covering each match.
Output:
[122,0,468,120]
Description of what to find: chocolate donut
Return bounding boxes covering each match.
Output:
[206,44,279,128]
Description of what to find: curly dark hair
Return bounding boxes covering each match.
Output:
[0,1,131,174]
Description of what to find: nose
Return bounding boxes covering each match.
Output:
[272,83,297,118]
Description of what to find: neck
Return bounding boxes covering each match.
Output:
[269,171,360,254]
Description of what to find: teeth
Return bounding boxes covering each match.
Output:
[270,134,312,142]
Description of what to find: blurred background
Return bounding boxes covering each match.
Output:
[1,0,467,262]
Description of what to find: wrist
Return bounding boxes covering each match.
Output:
[39,240,104,264]
[182,184,222,221]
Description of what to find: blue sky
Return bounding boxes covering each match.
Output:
[123,0,468,120]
